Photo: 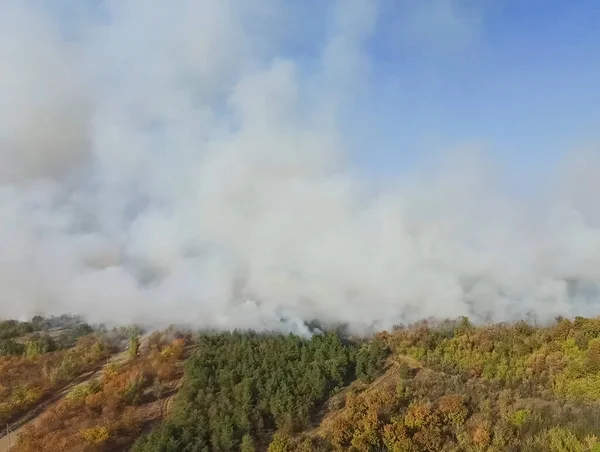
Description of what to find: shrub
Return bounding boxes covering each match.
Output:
[67,380,102,403]
[0,339,25,356]
[80,425,110,445]
[510,409,532,428]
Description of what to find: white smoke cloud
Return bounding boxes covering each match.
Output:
[0,1,90,182]
[0,0,599,335]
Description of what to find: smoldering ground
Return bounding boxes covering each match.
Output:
[0,0,599,336]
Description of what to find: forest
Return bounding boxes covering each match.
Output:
[131,331,381,451]
[4,315,600,451]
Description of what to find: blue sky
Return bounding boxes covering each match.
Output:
[347,0,600,180]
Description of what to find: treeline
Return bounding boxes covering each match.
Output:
[0,315,88,338]
[132,331,388,451]
[0,315,94,357]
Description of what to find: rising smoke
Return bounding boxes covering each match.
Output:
[0,0,599,335]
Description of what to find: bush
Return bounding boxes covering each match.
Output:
[24,334,56,357]
[80,426,110,445]
[67,380,102,403]
[0,339,25,356]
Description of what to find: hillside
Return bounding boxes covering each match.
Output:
[5,316,600,451]
[134,317,600,451]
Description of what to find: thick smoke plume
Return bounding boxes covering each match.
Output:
[1,1,599,335]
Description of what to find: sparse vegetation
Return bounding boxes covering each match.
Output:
[0,333,110,426]
[11,332,187,452]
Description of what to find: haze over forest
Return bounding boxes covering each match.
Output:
[1,0,599,334]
